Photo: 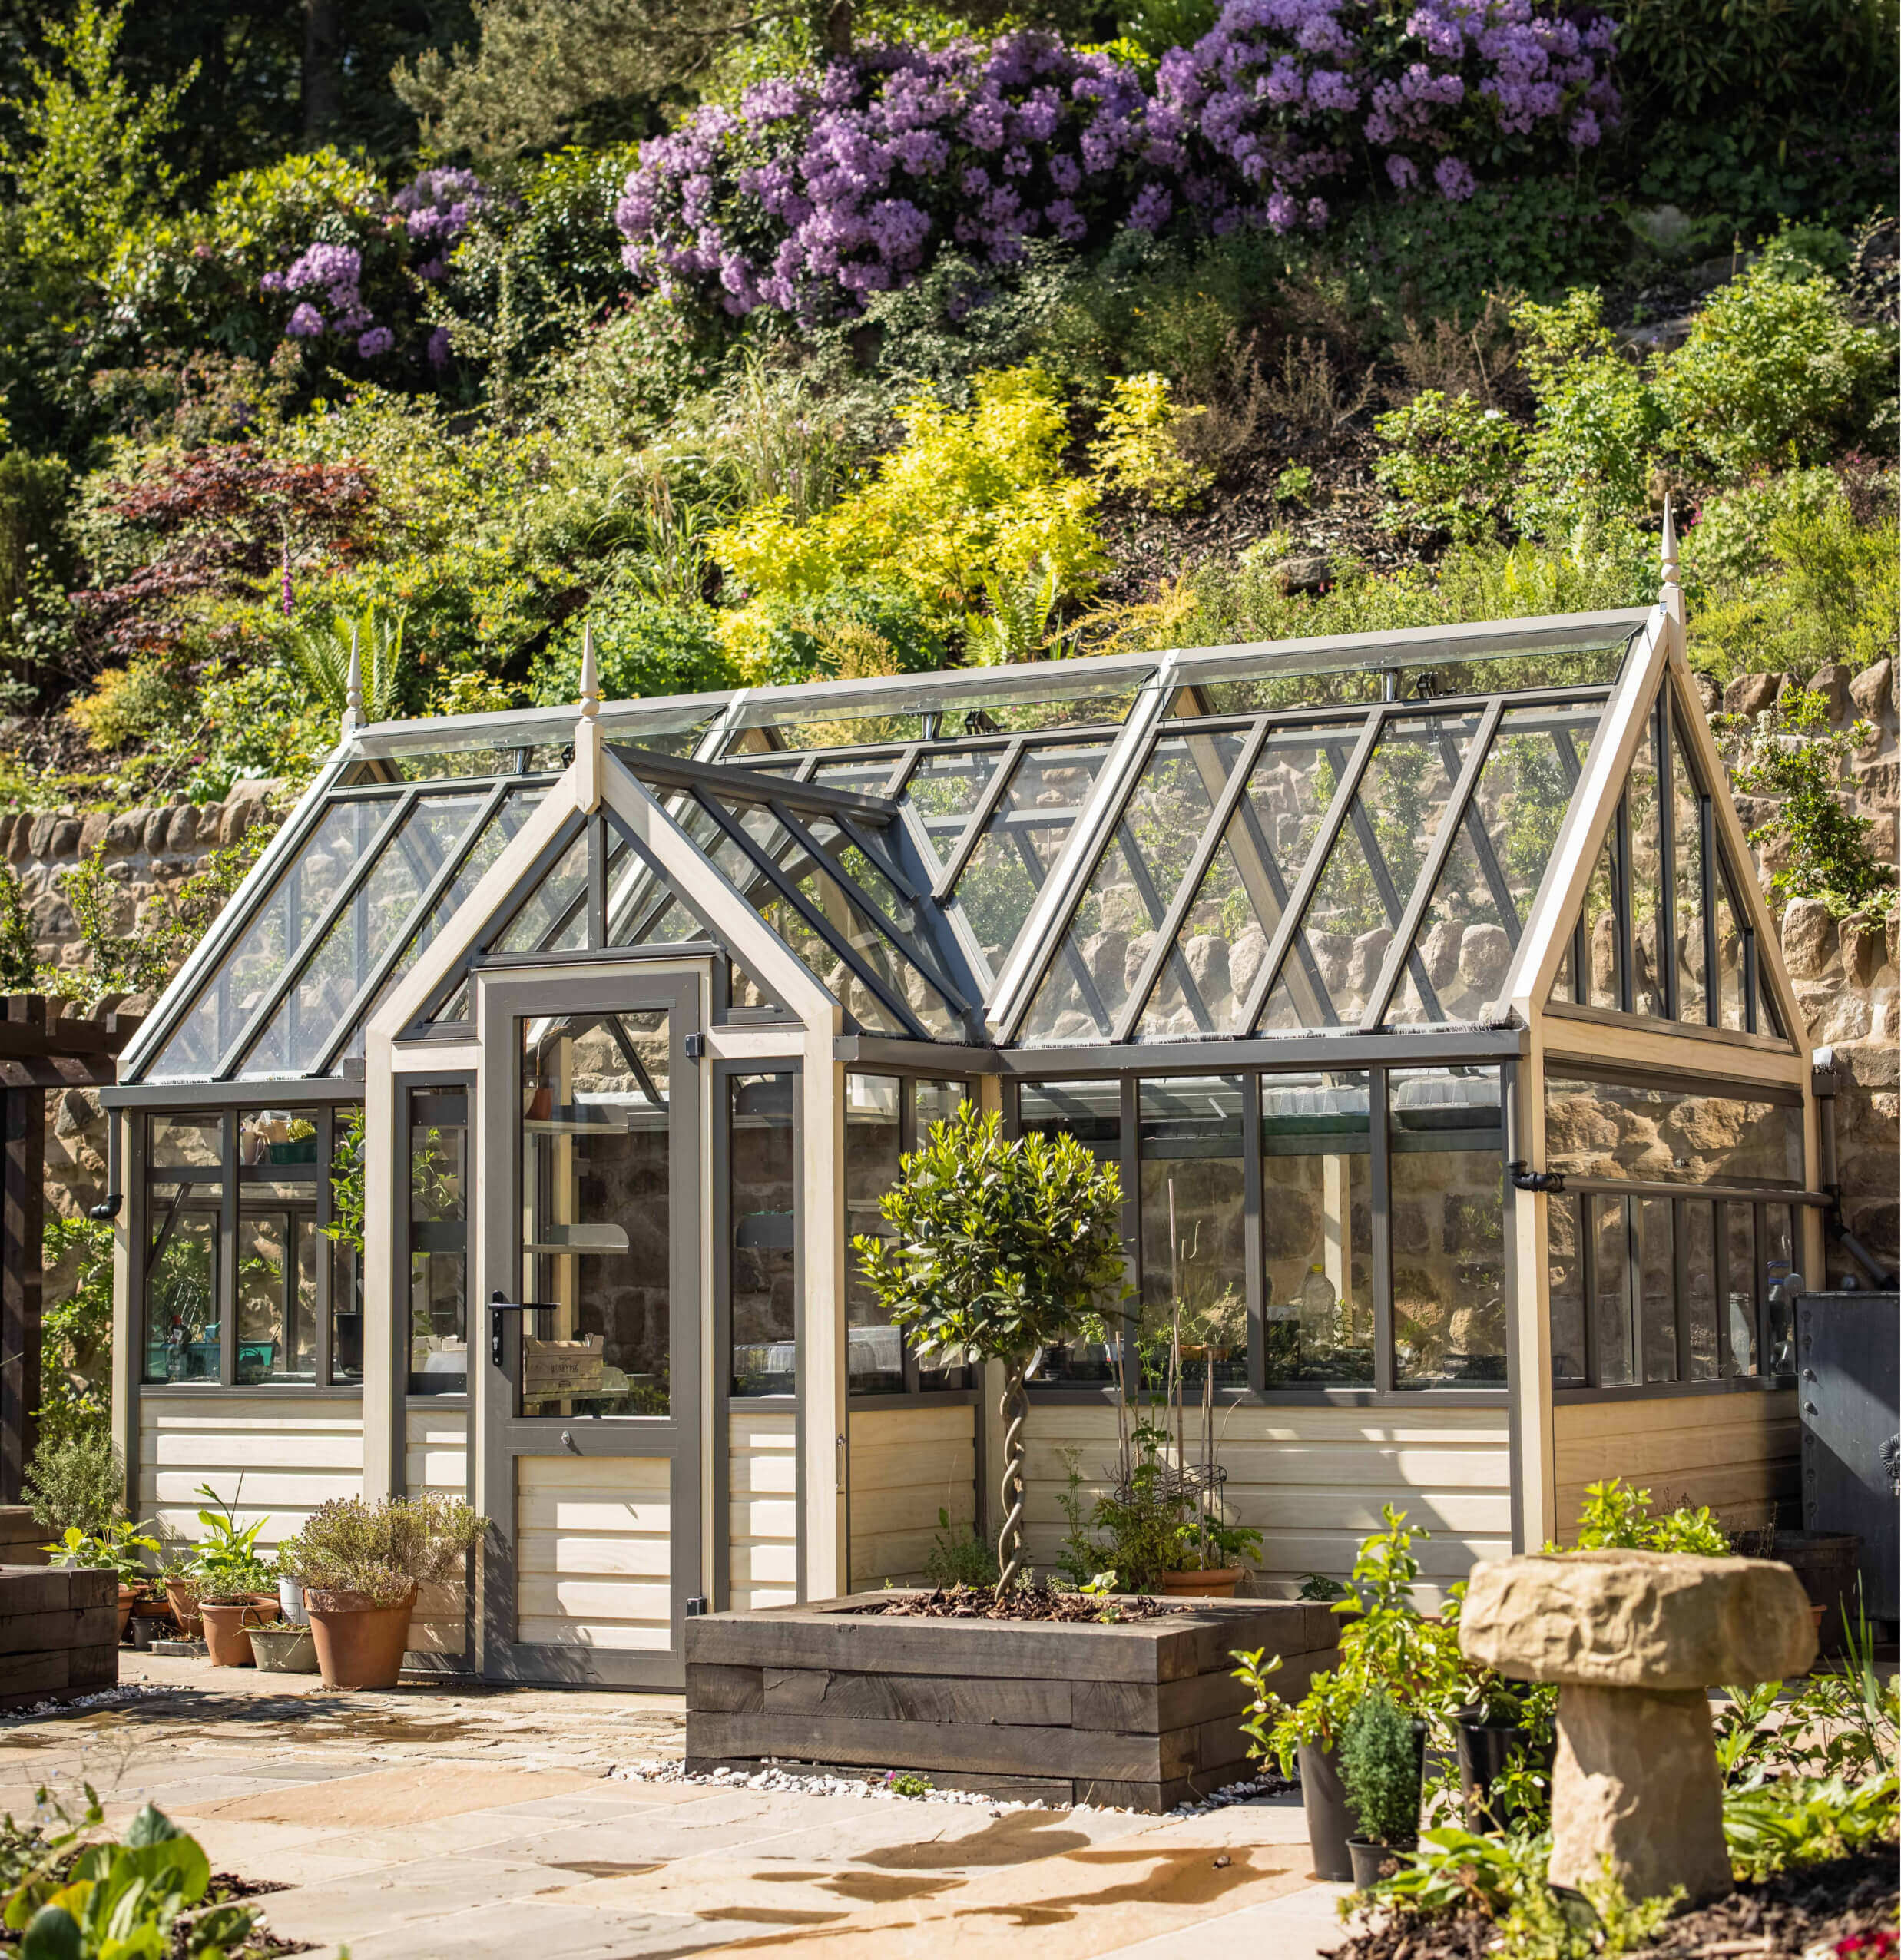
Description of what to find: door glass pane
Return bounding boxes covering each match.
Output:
[1638,1194,1676,1382]
[730,1071,796,1396]
[144,1190,218,1383]
[1390,1066,1505,1386]
[519,1010,671,1415]
[1684,1197,1718,1379]
[1548,1190,1585,1384]
[1724,1202,1758,1376]
[1138,1078,1247,1390]
[846,1074,904,1395]
[236,1109,317,1382]
[1019,1079,1123,1384]
[408,1089,468,1395]
[1260,1069,1373,1385]
[1591,1194,1635,1387]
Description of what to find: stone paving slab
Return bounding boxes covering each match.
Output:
[0,1654,1353,1960]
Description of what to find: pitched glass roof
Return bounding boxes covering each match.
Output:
[124,609,1649,1083]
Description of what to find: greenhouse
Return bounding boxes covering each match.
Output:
[104,529,1823,1689]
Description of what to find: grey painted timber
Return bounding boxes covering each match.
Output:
[684,1591,1339,1812]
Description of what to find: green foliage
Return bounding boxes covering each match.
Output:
[1723,1772,1899,1880]
[22,1431,122,1538]
[44,1520,159,1591]
[2,1799,256,1960]
[1364,1823,1552,1919]
[0,451,72,674]
[288,606,409,725]
[1340,1690,1422,1849]
[1373,392,1524,543]
[1061,1423,1263,1591]
[1564,1477,1734,1556]
[1495,1859,1681,1960]
[281,1492,487,1605]
[1512,291,1666,535]
[921,1508,1000,1590]
[965,557,1061,667]
[323,1108,366,1259]
[1727,686,1898,921]
[853,1103,1129,1379]
[1658,263,1896,478]
[531,589,733,703]
[887,1771,935,1798]
[182,1482,273,1599]
[38,1216,113,1452]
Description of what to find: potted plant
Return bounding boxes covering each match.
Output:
[179,1483,277,1666]
[273,1533,309,1626]
[44,1521,161,1639]
[1338,1687,1426,1889]
[1446,1666,1557,1827]
[293,1493,486,1688]
[855,1104,1127,1594]
[1234,1508,1462,1882]
[246,1619,320,1674]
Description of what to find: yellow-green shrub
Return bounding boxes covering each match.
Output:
[710,366,1106,661]
[1091,371,1210,511]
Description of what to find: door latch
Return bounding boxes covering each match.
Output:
[488,1290,557,1368]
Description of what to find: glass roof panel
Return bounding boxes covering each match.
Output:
[493,826,589,955]
[1254,711,1478,1031]
[902,747,1009,874]
[1017,734,1231,1045]
[240,790,492,1078]
[951,736,1116,977]
[146,798,393,1082]
[1386,701,1601,1026]
[1136,724,1342,1041]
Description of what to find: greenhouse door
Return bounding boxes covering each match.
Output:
[475,966,703,1690]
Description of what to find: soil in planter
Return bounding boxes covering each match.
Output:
[1326,1852,1898,1960]
[852,1584,1187,1623]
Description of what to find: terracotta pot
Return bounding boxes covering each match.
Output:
[116,1586,134,1640]
[1157,1566,1244,1598]
[164,1579,202,1640]
[200,1600,273,1667]
[306,1588,417,1690]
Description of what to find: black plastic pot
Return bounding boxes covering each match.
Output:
[1454,1705,1546,1826]
[1297,1741,1355,1882]
[1347,1837,1415,1891]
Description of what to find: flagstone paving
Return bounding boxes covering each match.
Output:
[0,1656,1355,1959]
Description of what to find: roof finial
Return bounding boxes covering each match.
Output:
[1660,492,1684,630]
[342,621,363,733]
[578,622,600,722]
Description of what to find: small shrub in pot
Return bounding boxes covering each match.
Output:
[1339,1688,1425,1888]
[295,1495,486,1689]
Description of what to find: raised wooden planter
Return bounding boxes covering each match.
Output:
[0,1564,118,1712]
[686,1591,1340,1812]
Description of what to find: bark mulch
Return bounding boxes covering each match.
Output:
[853,1584,1184,1622]
[1327,1853,1898,1960]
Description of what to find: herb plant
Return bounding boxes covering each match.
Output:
[43,1520,161,1591]
[1340,1689,1422,1849]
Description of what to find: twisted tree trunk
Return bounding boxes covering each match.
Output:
[995,1356,1028,1596]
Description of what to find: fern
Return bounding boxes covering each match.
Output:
[288,606,409,723]
[965,555,1060,666]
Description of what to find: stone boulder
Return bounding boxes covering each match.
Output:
[1462,1551,1815,1905]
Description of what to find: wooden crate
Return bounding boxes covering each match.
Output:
[0,1565,118,1712]
[685,1591,1339,1812]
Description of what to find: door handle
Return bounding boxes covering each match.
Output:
[488,1291,557,1369]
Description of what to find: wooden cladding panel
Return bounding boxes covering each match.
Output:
[515,1455,672,1652]
[404,1405,469,1495]
[137,1398,363,1550]
[1552,1391,1800,1538]
[1022,1402,1513,1603]
[848,1404,976,1591]
[730,1410,798,1611]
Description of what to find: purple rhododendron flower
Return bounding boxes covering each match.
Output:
[1434,154,1477,197]
[357,326,396,357]
[285,302,325,337]
[427,325,452,368]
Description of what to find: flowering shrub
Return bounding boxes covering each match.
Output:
[616,33,1150,316]
[258,164,489,365]
[1153,0,1620,233]
[616,5,1618,316]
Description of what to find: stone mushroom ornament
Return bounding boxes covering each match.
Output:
[1460,1550,1816,1905]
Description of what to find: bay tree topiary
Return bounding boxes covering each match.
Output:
[854,1104,1128,1594]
